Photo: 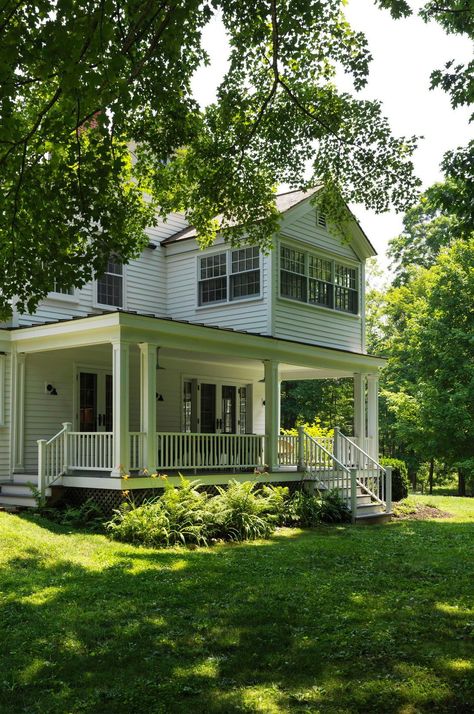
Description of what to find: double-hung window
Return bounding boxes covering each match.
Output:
[280,244,359,315]
[198,247,260,306]
[97,256,123,307]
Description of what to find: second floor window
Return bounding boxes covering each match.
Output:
[280,245,358,315]
[97,257,123,307]
[198,247,260,306]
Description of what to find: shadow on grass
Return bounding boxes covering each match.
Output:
[1,516,473,713]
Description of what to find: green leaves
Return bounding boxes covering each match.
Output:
[0,0,424,316]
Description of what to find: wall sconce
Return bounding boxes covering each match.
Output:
[156,393,164,402]
[46,383,58,396]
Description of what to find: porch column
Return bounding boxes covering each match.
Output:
[353,373,366,451]
[366,373,379,461]
[11,350,26,473]
[139,343,157,472]
[111,341,130,477]
[264,360,280,471]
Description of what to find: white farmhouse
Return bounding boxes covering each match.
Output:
[0,188,391,521]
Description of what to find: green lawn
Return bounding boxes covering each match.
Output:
[1,495,473,713]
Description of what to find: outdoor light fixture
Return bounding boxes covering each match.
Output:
[156,347,165,370]
[46,383,58,396]
[156,393,164,402]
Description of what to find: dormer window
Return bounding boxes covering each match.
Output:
[198,247,261,306]
[97,256,123,307]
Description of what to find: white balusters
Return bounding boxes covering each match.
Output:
[156,433,265,470]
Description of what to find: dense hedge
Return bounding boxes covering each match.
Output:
[380,458,410,501]
[106,478,350,548]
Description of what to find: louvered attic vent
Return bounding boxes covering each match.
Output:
[317,212,327,228]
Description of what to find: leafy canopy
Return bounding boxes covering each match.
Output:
[0,0,421,317]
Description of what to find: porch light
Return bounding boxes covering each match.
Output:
[156,393,164,402]
[156,347,165,370]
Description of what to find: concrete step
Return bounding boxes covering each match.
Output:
[355,511,392,525]
[0,494,38,508]
[0,483,51,497]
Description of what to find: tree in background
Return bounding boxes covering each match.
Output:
[280,379,353,432]
[0,0,422,318]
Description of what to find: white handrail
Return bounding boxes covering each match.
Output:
[37,422,71,499]
[303,432,352,500]
[337,432,389,509]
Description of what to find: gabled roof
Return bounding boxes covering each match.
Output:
[160,187,321,245]
[160,187,377,258]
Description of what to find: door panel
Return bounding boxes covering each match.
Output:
[200,383,216,433]
[221,385,237,433]
[78,370,113,432]
[79,372,97,432]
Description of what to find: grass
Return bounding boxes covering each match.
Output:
[0,495,473,713]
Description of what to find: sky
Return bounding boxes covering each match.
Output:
[191,1,472,267]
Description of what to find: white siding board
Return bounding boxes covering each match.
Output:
[165,248,271,334]
[0,355,11,478]
[281,210,359,260]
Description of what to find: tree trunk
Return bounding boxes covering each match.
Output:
[428,458,435,495]
[458,468,466,497]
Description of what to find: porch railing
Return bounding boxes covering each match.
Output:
[68,431,114,471]
[337,432,390,509]
[37,422,70,498]
[303,432,352,495]
[156,432,265,471]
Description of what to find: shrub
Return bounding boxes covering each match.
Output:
[208,480,276,541]
[286,489,350,527]
[380,458,410,501]
[107,478,213,547]
[259,484,291,525]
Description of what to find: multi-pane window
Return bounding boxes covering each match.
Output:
[280,245,358,315]
[280,247,306,302]
[198,247,260,306]
[97,257,123,307]
[334,265,358,314]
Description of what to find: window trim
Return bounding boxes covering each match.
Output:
[47,286,80,304]
[93,259,127,310]
[279,242,360,316]
[0,353,5,427]
[196,246,262,308]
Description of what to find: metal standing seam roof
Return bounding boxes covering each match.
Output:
[3,308,386,361]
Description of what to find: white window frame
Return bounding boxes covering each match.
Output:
[94,258,127,310]
[197,246,262,308]
[279,242,360,316]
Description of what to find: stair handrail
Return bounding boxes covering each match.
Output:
[337,432,391,511]
[37,422,71,499]
[303,431,350,475]
[337,432,386,473]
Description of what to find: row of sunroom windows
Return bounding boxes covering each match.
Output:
[198,245,359,315]
[51,246,358,315]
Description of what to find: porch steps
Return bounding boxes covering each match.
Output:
[0,477,48,509]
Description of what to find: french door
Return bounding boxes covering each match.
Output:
[78,370,113,432]
[184,380,249,434]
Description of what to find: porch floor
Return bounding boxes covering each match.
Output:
[60,469,306,490]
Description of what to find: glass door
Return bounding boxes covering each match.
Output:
[200,383,217,433]
[221,385,237,433]
[78,370,113,432]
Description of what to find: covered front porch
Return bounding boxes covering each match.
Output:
[8,311,387,515]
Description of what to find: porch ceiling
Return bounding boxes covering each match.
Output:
[6,310,385,374]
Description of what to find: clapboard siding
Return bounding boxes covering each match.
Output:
[0,355,11,478]
[281,210,360,260]
[165,245,271,334]
[14,216,189,327]
[272,226,364,351]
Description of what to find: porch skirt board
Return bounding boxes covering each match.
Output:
[60,480,306,515]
